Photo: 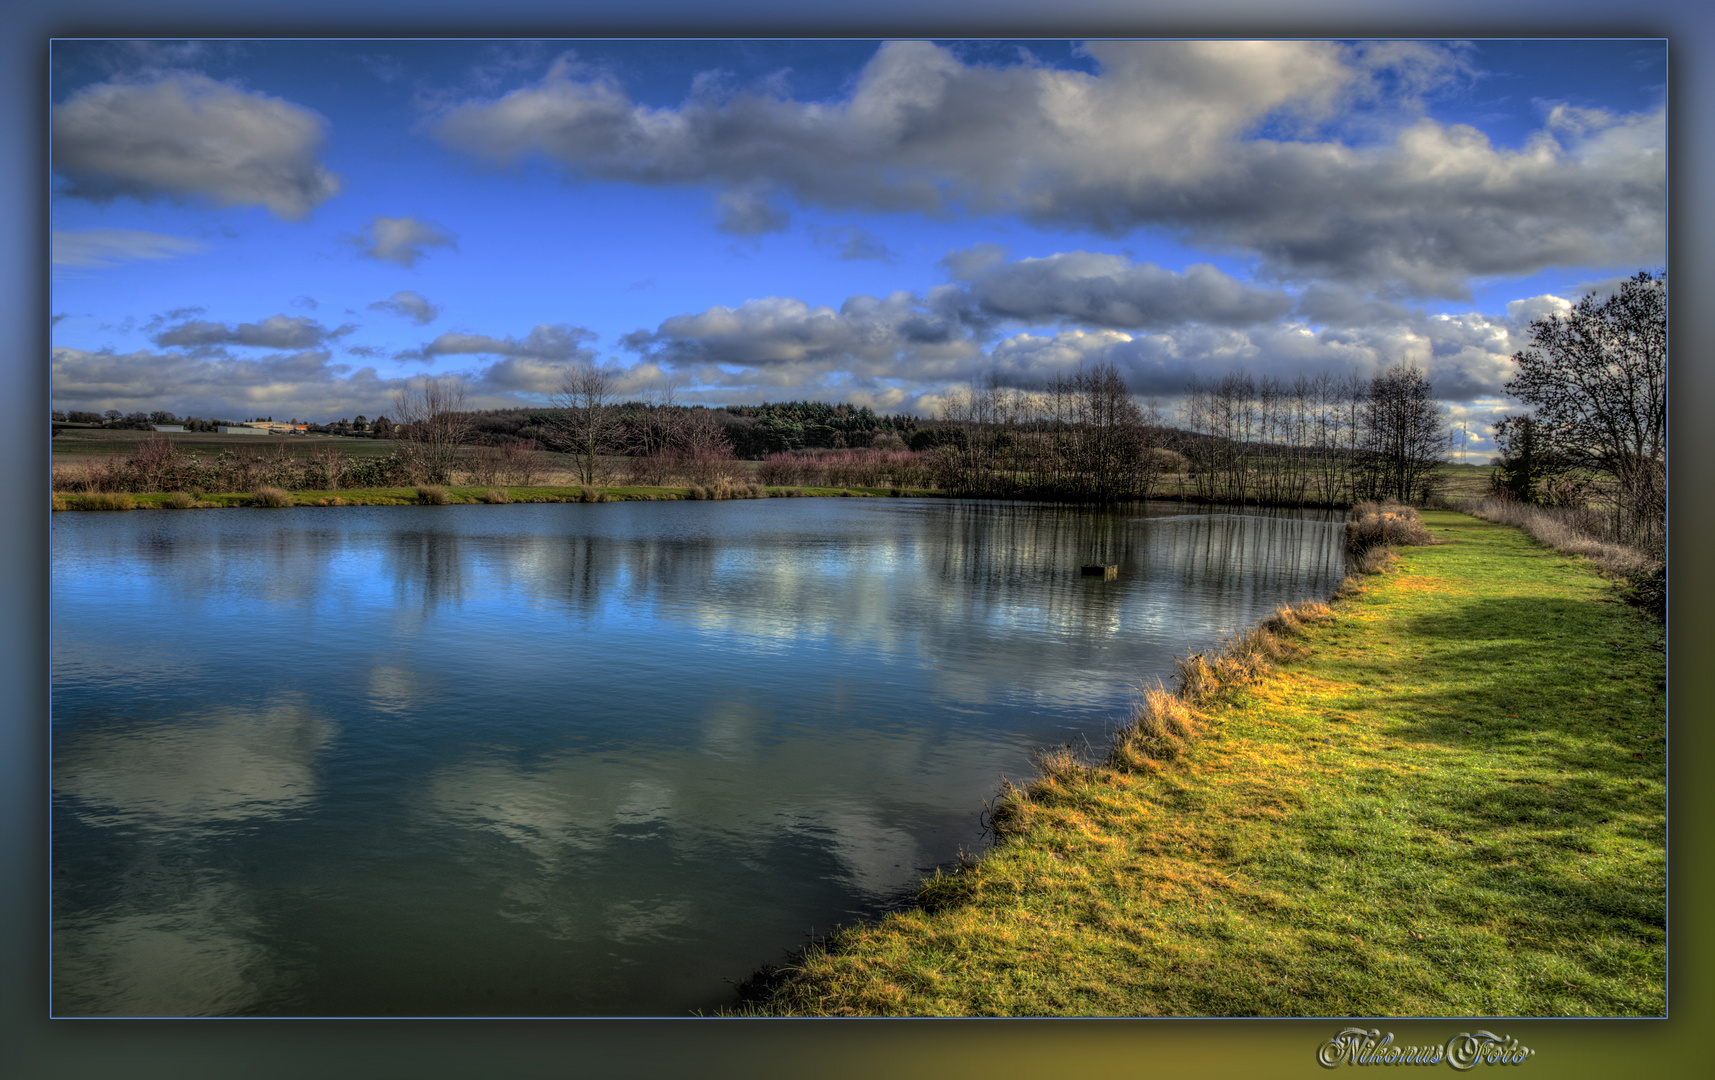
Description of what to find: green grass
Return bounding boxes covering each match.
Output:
[743,510,1665,1017]
[1438,462,1498,501]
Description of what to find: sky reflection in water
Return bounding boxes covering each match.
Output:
[51,499,1344,1015]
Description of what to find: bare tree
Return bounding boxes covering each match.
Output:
[624,381,684,459]
[1069,362,1148,502]
[392,376,470,484]
[550,362,619,485]
[1357,363,1446,505]
[1499,270,1666,554]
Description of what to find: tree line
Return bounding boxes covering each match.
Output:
[54,269,1666,531]
[929,360,1450,506]
[51,360,1455,507]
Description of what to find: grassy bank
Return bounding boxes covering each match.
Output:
[51,483,942,510]
[743,510,1666,1016]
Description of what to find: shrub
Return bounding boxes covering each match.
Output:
[127,435,178,492]
[253,486,292,508]
[338,453,410,490]
[626,452,673,487]
[497,439,543,485]
[468,438,544,487]
[1352,546,1398,575]
[1345,500,1435,556]
[301,443,346,490]
[757,454,803,486]
[416,485,448,505]
[636,445,742,486]
[165,491,197,509]
[1623,565,1666,620]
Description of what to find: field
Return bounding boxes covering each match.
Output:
[49,427,595,485]
[51,426,402,459]
[744,510,1665,1016]
[1436,462,1497,501]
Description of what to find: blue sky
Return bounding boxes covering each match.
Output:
[48,38,1665,453]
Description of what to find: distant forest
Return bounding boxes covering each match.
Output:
[55,400,930,456]
[464,400,929,458]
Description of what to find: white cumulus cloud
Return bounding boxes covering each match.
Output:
[432,40,1662,297]
[52,73,342,219]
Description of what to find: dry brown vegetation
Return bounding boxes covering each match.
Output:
[1345,499,1437,555]
[1465,496,1656,580]
[684,479,769,500]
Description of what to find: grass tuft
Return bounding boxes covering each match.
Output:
[165,491,197,509]
[416,485,448,505]
[1345,500,1436,556]
[253,486,292,508]
[1108,680,1200,769]
[481,489,510,504]
[72,492,135,511]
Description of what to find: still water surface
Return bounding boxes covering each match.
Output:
[51,498,1344,1016]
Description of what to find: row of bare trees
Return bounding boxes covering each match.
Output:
[1178,366,1448,507]
[933,363,1177,501]
[541,365,743,485]
[356,359,1457,507]
[927,361,1447,506]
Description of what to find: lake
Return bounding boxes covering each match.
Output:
[50,498,1346,1016]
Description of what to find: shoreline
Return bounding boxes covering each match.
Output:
[736,509,1666,1017]
[49,483,944,510]
[49,483,1382,513]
